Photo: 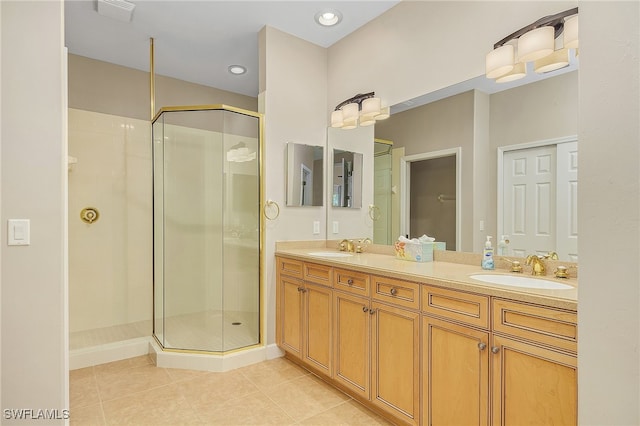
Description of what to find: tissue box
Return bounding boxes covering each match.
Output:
[394,241,446,262]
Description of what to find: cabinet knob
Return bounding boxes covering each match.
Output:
[347,279,354,285]
[362,306,369,313]
[390,288,398,296]
[478,342,487,351]
[491,346,500,354]
[297,287,303,292]
[369,308,376,315]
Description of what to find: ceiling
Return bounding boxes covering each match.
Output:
[65,0,400,97]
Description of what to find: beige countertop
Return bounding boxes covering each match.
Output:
[275,246,577,311]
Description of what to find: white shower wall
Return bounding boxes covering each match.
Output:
[68,108,152,334]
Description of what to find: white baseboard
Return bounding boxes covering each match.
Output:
[70,337,151,370]
[150,341,278,372]
[70,338,282,372]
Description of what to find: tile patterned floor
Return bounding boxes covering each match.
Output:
[70,355,393,425]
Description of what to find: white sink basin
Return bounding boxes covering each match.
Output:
[470,274,573,290]
[307,251,353,258]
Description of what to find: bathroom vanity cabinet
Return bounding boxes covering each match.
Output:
[332,270,421,424]
[275,254,577,426]
[275,257,333,377]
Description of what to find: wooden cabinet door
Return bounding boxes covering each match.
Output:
[423,316,490,426]
[333,291,370,399]
[491,334,577,426]
[277,275,303,359]
[303,283,332,376]
[371,301,420,425]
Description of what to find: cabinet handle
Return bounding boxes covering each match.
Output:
[362,306,369,313]
[369,308,377,315]
[491,346,500,354]
[478,342,487,351]
[347,279,354,285]
[297,287,303,292]
[301,288,307,293]
[390,287,398,296]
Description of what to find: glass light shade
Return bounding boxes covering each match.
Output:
[342,119,357,130]
[486,44,514,79]
[361,97,381,117]
[496,62,526,83]
[342,103,359,122]
[359,115,376,126]
[517,26,555,62]
[374,106,390,120]
[534,48,569,73]
[564,15,579,49]
[331,110,344,128]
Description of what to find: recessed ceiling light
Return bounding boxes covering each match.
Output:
[228,65,247,75]
[315,9,342,27]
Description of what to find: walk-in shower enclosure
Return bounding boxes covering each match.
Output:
[152,105,263,353]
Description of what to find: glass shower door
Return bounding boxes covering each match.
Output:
[153,107,260,353]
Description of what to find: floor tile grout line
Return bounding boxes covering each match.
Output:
[96,368,175,404]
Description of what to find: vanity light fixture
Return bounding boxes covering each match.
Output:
[228,65,247,75]
[315,9,342,27]
[331,92,390,129]
[485,7,578,83]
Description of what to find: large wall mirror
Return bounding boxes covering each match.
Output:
[328,65,579,262]
[286,142,324,207]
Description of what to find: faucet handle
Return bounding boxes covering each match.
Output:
[504,258,523,273]
[554,266,569,278]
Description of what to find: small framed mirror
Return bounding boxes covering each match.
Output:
[332,149,363,208]
[286,142,324,207]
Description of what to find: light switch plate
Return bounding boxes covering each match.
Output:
[313,221,320,235]
[332,221,339,234]
[8,219,30,246]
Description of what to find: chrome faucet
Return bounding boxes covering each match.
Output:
[525,255,547,276]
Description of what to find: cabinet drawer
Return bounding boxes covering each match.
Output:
[334,268,370,296]
[422,285,489,329]
[277,257,303,279]
[303,262,333,287]
[372,275,420,310]
[492,298,577,353]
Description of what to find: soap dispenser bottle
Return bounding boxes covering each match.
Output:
[482,236,495,270]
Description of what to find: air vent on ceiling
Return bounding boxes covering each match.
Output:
[97,0,136,22]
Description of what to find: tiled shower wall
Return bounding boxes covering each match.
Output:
[68,108,152,335]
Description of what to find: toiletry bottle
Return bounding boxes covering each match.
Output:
[498,235,509,256]
[482,236,495,270]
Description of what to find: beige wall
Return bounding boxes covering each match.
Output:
[260,26,329,345]
[578,2,639,423]
[69,54,257,121]
[1,1,68,420]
